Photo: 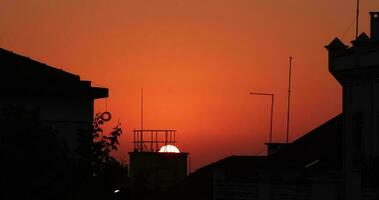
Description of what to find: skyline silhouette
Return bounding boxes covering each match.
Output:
[1,1,379,199]
[1,0,378,171]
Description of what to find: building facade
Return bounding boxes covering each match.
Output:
[0,48,108,200]
[326,11,379,200]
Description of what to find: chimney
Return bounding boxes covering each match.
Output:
[370,12,379,41]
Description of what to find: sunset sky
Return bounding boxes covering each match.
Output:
[1,0,378,170]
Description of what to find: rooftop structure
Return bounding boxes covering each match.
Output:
[133,129,177,152]
[129,129,189,191]
[325,11,379,200]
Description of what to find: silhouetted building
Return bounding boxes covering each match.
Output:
[0,48,107,153]
[264,142,287,156]
[129,130,188,192]
[326,11,379,200]
[153,12,379,200]
[154,115,343,200]
[129,152,188,189]
[0,48,108,199]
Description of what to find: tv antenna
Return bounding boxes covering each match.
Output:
[355,0,360,39]
[249,92,274,143]
[141,88,144,132]
[286,57,292,144]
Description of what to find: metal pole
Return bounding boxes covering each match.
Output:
[140,130,143,152]
[270,94,274,143]
[155,131,158,152]
[165,130,168,146]
[133,129,136,151]
[356,0,360,39]
[140,88,144,151]
[249,92,274,143]
[286,57,292,144]
[141,88,144,131]
[150,130,153,151]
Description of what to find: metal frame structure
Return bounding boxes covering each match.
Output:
[249,92,274,143]
[133,129,176,152]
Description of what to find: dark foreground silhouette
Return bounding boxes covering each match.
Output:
[2,11,379,200]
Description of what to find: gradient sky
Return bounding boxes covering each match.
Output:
[1,0,378,170]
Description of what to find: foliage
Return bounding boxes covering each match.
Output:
[75,112,127,200]
[1,105,126,200]
[90,112,123,175]
[77,113,123,171]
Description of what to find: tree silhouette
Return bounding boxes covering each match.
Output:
[75,113,127,200]
[1,105,127,200]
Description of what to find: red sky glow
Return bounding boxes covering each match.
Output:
[1,0,378,170]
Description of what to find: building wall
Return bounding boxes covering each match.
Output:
[330,54,379,198]
[213,169,342,200]
[129,152,188,189]
[344,80,379,158]
[0,96,94,156]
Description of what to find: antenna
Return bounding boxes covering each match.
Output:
[140,88,144,151]
[286,57,292,144]
[355,0,360,39]
[141,88,144,131]
[249,92,274,143]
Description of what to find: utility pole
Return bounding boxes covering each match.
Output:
[286,57,292,144]
[355,0,360,39]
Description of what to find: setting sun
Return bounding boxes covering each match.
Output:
[159,145,181,153]
[2,0,376,171]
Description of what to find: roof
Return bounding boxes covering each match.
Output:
[193,155,269,180]
[193,114,343,175]
[326,32,379,58]
[351,33,371,47]
[150,157,267,200]
[325,37,348,51]
[152,114,343,200]
[0,48,108,99]
[270,114,343,170]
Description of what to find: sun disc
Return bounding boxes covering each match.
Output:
[159,145,180,153]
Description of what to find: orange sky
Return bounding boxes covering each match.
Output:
[1,0,378,170]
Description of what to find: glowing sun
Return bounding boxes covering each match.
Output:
[159,145,180,153]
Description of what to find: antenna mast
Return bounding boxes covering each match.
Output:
[140,88,144,151]
[355,0,360,39]
[286,57,292,144]
[141,88,144,131]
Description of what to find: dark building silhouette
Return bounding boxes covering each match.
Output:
[0,48,108,150]
[326,11,379,200]
[0,48,108,199]
[153,12,379,200]
[129,151,188,189]
[153,116,343,200]
[129,130,188,192]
